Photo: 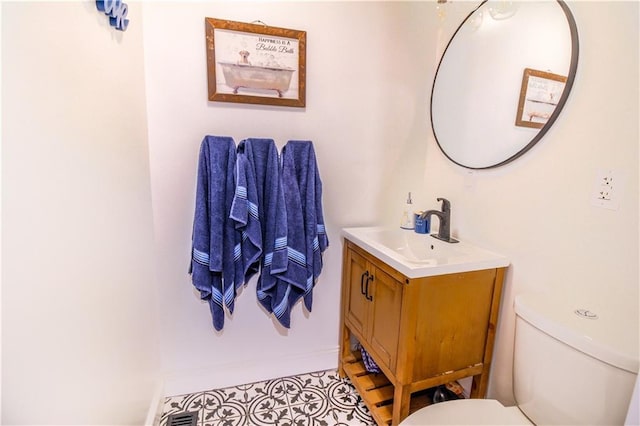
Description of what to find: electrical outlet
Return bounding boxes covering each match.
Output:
[591,169,620,210]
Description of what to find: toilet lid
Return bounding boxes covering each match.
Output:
[400,399,532,425]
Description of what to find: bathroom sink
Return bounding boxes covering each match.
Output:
[342,226,509,278]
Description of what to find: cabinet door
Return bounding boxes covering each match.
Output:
[344,248,370,339]
[368,266,402,373]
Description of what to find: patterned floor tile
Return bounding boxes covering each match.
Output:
[248,405,295,425]
[203,415,248,426]
[315,383,374,426]
[281,376,329,407]
[281,370,344,397]
[201,388,248,424]
[288,394,374,426]
[161,369,375,426]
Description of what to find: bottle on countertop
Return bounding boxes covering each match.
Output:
[400,192,415,230]
[414,211,430,234]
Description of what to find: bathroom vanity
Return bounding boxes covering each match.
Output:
[338,228,508,426]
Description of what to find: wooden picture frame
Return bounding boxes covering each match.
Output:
[515,68,567,129]
[205,18,306,108]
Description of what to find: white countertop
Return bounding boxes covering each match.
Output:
[342,226,509,279]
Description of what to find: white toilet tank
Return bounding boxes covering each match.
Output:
[514,293,639,425]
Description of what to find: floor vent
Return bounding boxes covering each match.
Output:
[167,411,198,426]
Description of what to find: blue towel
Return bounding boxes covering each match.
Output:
[189,135,239,331]
[267,142,310,327]
[283,141,329,313]
[230,141,262,285]
[231,139,289,318]
[266,140,329,328]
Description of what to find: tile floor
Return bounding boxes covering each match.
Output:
[160,369,375,426]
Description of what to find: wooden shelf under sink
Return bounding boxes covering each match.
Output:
[342,351,432,426]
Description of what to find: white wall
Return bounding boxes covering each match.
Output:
[2,2,161,424]
[144,1,638,405]
[142,1,440,395]
[382,1,639,404]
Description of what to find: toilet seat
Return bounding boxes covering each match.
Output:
[399,399,532,425]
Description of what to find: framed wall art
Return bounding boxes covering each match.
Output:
[515,68,567,129]
[205,18,306,108]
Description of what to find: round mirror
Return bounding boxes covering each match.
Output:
[431,0,579,169]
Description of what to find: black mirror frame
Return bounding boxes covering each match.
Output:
[430,0,580,170]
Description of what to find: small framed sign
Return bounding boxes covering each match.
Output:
[205,18,306,108]
[516,68,567,129]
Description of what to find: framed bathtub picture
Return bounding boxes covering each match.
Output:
[205,18,306,108]
[515,68,567,129]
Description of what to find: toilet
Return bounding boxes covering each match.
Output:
[401,293,639,425]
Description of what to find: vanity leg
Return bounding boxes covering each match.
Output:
[338,243,352,379]
[391,384,411,426]
[338,324,350,378]
[470,370,489,398]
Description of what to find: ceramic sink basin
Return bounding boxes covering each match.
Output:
[342,226,509,278]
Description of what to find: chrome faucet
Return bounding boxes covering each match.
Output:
[420,197,459,243]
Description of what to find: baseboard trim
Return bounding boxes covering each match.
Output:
[162,347,339,397]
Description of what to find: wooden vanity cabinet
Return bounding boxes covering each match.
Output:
[339,239,506,426]
[343,243,404,374]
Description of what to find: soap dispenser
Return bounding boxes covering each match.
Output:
[400,192,415,230]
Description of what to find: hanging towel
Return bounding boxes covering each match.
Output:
[230,141,262,285]
[266,143,311,328]
[282,140,329,313]
[231,138,289,317]
[189,135,239,331]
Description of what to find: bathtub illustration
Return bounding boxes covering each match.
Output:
[218,62,295,98]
